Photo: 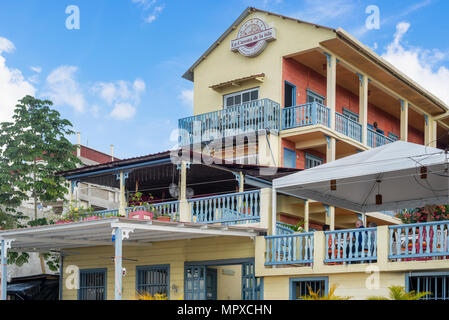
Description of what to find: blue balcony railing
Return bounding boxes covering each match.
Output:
[265,233,314,266]
[335,112,362,143]
[126,201,180,221]
[281,102,330,130]
[178,99,280,146]
[367,128,395,148]
[189,190,261,225]
[324,228,377,264]
[389,221,449,261]
[276,222,295,235]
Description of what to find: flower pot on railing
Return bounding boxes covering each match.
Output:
[84,216,100,221]
[157,216,171,222]
[129,211,154,221]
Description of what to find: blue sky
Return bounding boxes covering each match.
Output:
[0,0,448,159]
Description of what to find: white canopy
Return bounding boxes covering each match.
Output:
[273,141,449,213]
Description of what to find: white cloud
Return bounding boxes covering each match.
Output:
[30,66,42,73]
[92,78,146,120]
[132,0,164,24]
[381,22,449,105]
[44,65,86,113]
[110,102,136,120]
[0,37,15,54]
[0,37,36,123]
[179,89,193,109]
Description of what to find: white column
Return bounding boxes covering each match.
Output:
[358,73,368,145]
[326,53,337,130]
[424,114,437,147]
[304,200,310,232]
[400,100,409,142]
[1,239,13,301]
[114,227,123,300]
[271,188,277,235]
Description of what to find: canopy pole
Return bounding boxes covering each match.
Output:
[1,239,13,301]
[272,187,277,236]
[304,200,309,232]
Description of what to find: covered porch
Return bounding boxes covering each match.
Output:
[0,218,265,300]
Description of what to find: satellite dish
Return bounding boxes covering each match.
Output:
[186,188,194,199]
[169,183,180,199]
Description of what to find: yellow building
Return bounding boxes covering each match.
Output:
[1,7,449,301]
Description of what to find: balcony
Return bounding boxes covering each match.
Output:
[367,128,395,148]
[335,112,362,143]
[178,99,280,146]
[190,190,261,224]
[281,102,330,130]
[70,190,262,226]
[264,220,449,267]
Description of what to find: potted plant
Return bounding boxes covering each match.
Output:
[289,221,305,233]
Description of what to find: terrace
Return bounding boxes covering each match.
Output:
[262,220,449,273]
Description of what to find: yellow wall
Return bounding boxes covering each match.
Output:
[192,12,336,115]
[212,265,242,300]
[263,272,406,300]
[62,236,254,300]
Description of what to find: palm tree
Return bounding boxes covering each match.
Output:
[300,284,352,300]
[367,285,431,300]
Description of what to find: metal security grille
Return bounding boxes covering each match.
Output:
[241,262,263,300]
[136,265,169,296]
[184,266,206,300]
[78,269,106,300]
[408,274,449,300]
[292,279,327,300]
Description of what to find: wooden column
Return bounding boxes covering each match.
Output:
[326,53,337,130]
[358,73,368,145]
[400,100,409,142]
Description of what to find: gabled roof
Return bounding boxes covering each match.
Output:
[182,7,449,115]
[182,7,335,82]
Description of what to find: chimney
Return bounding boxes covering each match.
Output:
[110,144,115,161]
[77,132,81,157]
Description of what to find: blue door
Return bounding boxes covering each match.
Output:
[206,268,217,300]
[283,148,296,168]
[184,266,206,300]
[242,262,263,300]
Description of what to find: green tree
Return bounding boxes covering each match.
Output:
[0,95,81,222]
[0,95,81,270]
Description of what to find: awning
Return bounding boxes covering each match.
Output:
[0,218,265,252]
[273,141,449,213]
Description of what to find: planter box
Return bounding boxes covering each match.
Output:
[84,216,100,221]
[157,216,171,222]
[129,211,154,221]
[56,220,73,225]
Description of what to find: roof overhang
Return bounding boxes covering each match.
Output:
[320,30,448,116]
[0,218,265,252]
[209,73,265,91]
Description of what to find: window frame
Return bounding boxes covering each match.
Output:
[305,152,324,169]
[406,271,449,300]
[136,264,170,298]
[284,81,297,108]
[306,89,325,105]
[289,277,329,300]
[78,268,107,300]
[223,87,259,109]
[342,108,359,122]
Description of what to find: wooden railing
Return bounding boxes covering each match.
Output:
[178,99,280,146]
[189,190,261,225]
[265,233,314,266]
[335,112,362,142]
[389,221,449,261]
[125,201,180,222]
[281,102,330,130]
[367,128,395,148]
[324,228,377,264]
